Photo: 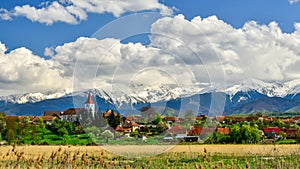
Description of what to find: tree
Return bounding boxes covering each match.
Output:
[0,113,6,139]
[297,128,300,143]
[141,106,157,123]
[5,129,16,145]
[37,117,46,139]
[152,113,163,125]
[184,110,195,121]
[157,121,168,133]
[101,130,114,143]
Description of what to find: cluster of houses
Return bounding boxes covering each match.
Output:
[4,92,300,142]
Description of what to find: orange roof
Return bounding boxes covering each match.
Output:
[63,108,84,115]
[85,92,94,104]
[116,125,123,131]
[104,110,118,117]
[132,121,140,127]
[5,116,35,121]
[33,116,55,122]
[217,128,230,135]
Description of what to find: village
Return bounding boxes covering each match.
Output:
[1,92,300,144]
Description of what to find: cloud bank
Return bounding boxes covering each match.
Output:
[1,15,300,95]
[1,0,173,25]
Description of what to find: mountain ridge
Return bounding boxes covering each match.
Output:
[1,79,300,116]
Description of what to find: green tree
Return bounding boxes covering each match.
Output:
[101,130,114,143]
[152,113,163,125]
[37,117,46,139]
[0,113,6,140]
[296,128,300,143]
[5,129,16,145]
[184,110,195,121]
[57,127,68,137]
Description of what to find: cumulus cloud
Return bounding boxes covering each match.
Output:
[14,1,79,25]
[150,14,300,84]
[0,42,71,94]
[2,14,300,95]
[1,0,173,25]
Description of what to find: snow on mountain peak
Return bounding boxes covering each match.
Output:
[2,79,300,105]
[223,79,300,97]
[0,90,71,104]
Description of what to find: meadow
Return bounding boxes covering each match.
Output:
[0,145,299,168]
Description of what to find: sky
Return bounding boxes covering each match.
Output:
[1,0,300,96]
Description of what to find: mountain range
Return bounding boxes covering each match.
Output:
[1,79,300,116]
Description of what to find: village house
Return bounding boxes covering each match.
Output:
[43,111,62,118]
[263,127,282,139]
[293,116,300,124]
[61,108,84,122]
[33,116,55,125]
[217,127,230,135]
[285,128,298,139]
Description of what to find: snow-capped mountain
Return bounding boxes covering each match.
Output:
[2,79,300,105]
[223,79,300,98]
[1,79,300,116]
[0,90,71,104]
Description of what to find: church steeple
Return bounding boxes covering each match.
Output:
[85,92,94,104]
[85,92,95,118]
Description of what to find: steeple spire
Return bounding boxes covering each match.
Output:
[85,92,94,104]
[84,91,95,118]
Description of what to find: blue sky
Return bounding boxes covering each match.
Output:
[1,0,300,95]
[1,0,300,56]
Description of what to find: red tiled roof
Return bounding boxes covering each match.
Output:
[293,116,300,120]
[217,128,230,135]
[165,116,178,122]
[263,127,282,134]
[188,126,216,136]
[172,125,182,130]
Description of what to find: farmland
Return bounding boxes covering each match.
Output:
[0,145,299,168]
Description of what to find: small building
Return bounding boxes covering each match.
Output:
[164,116,178,124]
[33,116,55,125]
[61,108,84,122]
[167,125,186,135]
[285,128,298,139]
[43,111,62,118]
[217,127,230,135]
[263,127,282,139]
[184,136,199,142]
[163,135,174,142]
[293,116,300,124]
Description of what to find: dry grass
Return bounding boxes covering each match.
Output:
[0,144,299,157]
[0,145,299,168]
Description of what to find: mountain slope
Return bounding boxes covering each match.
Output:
[1,79,300,116]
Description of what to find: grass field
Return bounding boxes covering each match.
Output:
[0,145,299,168]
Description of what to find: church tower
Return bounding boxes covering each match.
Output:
[85,92,95,118]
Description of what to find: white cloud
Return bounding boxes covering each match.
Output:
[0,8,12,20]
[150,14,300,83]
[67,0,173,17]
[0,42,71,94]
[289,0,299,4]
[14,1,79,25]
[2,14,300,95]
[1,0,173,25]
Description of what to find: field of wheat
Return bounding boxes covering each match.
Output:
[0,145,299,168]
